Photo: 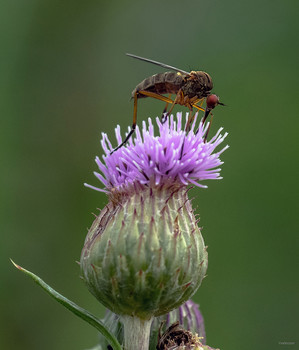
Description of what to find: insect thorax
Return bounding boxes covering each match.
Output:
[181,71,213,99]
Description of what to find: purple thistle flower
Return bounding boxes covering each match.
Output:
[85,113,228,192]
[81,112,227,350]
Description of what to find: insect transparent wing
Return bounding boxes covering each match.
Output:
[126,53,189,75]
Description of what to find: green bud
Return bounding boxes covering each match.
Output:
[80,183,208,320]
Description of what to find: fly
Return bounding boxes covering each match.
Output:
[111,53,224,153]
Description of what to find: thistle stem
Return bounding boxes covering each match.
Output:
[121,315,153,350]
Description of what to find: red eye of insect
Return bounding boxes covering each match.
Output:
[206,94,220,110]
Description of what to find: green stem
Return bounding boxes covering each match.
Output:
[121,315,153,350]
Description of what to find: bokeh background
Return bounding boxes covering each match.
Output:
[1,0,298,349]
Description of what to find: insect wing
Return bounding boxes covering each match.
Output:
[126,53,189,75]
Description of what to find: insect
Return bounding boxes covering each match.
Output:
[111,53,223,153]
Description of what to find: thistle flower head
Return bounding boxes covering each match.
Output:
[86,113,228,192]
[81,113,228,321]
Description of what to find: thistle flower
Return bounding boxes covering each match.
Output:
[85,113,227,192]
[80,113,228,350]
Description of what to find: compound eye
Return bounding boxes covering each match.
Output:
[206,94,220,109]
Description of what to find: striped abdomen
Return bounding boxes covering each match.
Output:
[132,72,185,98]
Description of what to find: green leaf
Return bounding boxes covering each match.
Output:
[11,259,122,350]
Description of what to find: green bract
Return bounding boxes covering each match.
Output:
[80,183,208,320]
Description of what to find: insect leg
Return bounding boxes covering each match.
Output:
[185,106,195,132]
[110,92,139,154]
[162,91,181,125]
[179,105,194,159]
[203,112,214,142]
[193,99,205,113]
[161,94,172,123]
[187,99,205,126]
[137,90,176,124]
[185,101,206,133]
[191,98,204,107]
[137,90,174,104]
[193,104,205,113]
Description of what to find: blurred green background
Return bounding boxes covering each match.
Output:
[1,0,298,349]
